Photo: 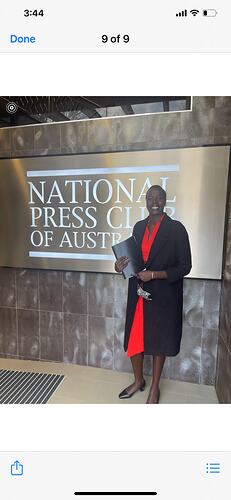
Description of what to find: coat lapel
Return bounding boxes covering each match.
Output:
[145,213,172,268]
[134,218,148,246]
[134,218,147,267]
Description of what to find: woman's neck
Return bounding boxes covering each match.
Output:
[148,213,164,225]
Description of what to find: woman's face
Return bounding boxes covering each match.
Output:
[146,188,166,217]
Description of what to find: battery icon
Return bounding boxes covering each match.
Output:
[203,9,218,16]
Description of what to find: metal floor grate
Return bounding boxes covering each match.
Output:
[0,369,64,404]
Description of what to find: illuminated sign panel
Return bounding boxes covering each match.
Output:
[0,146,229,278]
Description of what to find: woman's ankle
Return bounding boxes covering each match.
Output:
[134,377,145,387]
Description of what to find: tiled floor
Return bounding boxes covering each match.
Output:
[0,358,218,404]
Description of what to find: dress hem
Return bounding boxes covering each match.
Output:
[124,348,180,357]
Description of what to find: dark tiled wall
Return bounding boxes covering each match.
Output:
[216,181,231,402]
[0,269,221,384]
[0,96,230,385]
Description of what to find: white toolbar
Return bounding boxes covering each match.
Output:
[0,1,228,52]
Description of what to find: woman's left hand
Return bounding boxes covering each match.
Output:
[136,270,152,282]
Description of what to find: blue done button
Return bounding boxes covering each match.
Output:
[10,34,36,44]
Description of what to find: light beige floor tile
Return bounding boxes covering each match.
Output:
[160,378,217,398]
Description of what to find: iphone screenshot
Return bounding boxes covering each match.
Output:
[0,1,230,499]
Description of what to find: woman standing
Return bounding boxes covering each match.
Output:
[115,185,192,404]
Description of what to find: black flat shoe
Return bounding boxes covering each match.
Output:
[118,380,146,399]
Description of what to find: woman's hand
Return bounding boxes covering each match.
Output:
[136,270,153,282]
[114,256,129,273]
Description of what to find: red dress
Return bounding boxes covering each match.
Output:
[126,216,163,357]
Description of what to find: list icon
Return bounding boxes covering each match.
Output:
[206,462,221,474]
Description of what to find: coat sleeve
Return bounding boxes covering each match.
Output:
[165,222,192,283]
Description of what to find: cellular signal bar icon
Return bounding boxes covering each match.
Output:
[176,9,187,17]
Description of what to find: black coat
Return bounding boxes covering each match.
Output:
[124,214,192,356]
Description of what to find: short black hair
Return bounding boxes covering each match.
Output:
[147,185,166,199]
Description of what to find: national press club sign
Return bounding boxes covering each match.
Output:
[27,163,178,263]
[0,146,228,277]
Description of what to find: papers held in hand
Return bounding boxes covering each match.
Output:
[112,236,144,279]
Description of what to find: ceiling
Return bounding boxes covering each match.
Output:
[0,96,191,127]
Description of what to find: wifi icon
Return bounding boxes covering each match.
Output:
[190,9,199,16]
